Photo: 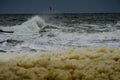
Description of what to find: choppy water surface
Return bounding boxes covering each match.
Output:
[0,14,120,52]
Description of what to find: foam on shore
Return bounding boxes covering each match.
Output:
[0,48,120,80]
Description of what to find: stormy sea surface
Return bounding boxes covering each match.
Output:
[0,13,120,52]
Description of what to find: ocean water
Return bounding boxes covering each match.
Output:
[0,13,120,52]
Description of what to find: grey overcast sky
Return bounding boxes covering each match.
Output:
[0,0,120,13]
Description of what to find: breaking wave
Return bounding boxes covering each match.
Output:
[0,16,120,52]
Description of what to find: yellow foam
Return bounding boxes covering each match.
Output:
[0,48,120,80]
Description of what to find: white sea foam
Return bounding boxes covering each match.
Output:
[0,16,120,52]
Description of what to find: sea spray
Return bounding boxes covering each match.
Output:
[0,14,120,52]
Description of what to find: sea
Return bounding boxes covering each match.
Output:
[0,13,120,52]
